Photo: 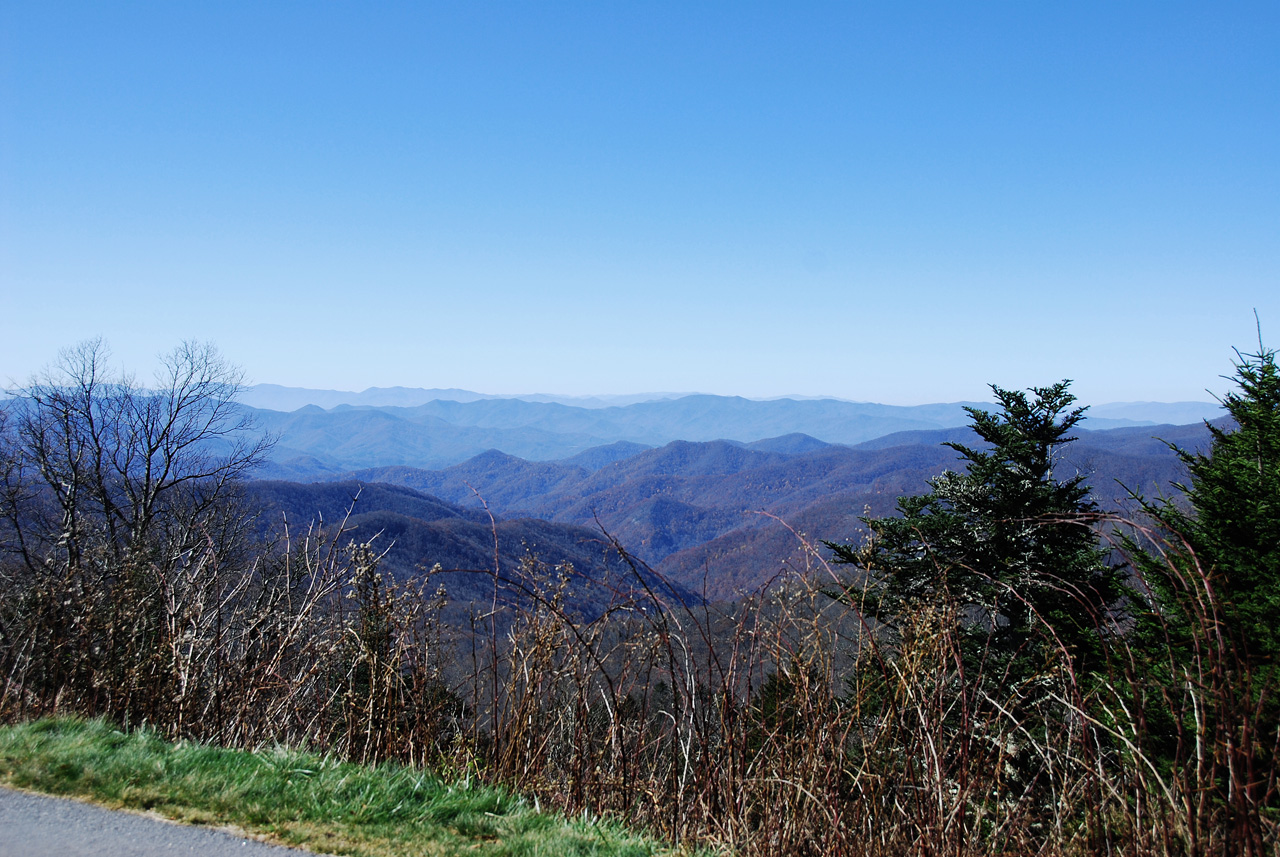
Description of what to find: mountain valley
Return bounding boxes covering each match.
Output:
[246,412,1215,601]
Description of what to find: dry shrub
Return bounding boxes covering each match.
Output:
[446,521,1277,857]
[2,510,1276,856]
[0,504,459,766]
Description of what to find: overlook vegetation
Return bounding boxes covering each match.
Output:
[0,338,1276,856]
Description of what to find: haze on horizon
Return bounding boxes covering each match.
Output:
[236,381,1222,416]
[2,3,1276,407]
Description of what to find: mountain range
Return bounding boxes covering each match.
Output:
[239,384,699,411]
[246,419,1214,602]
[241,385,1223,479]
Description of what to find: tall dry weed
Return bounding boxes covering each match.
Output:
[2,509,1276,856]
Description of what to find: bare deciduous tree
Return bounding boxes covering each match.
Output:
[4,339,270,573]
[0,339,273,722]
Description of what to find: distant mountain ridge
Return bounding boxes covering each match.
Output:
[243,383,1223,425]
[241,384,697,411]
[241,387,1223,479]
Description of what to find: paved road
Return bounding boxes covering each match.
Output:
[0,787,319,856]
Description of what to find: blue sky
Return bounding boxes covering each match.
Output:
[2,2,1277,405]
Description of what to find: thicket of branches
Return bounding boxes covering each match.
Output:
[1,339,1276,856]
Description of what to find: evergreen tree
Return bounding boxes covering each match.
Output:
[829,381,1124,684]
[1122,341,1280,849]
[1133,342,1280,676]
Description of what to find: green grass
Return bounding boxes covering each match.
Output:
[0,718,693,857]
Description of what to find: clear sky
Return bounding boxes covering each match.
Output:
[2,2,1276,405]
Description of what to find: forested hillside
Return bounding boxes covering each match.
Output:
[243,480,694,615]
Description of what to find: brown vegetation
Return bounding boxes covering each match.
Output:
[2,505,1275,854]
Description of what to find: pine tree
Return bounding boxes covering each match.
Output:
[1122,341,1280,849]
[830,381,1124,684]
[1134,342,1280,676]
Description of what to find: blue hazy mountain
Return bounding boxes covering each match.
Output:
[243,389,1222,479]
[240,384,695,411]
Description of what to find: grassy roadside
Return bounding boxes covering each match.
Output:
[0,718,695,857]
